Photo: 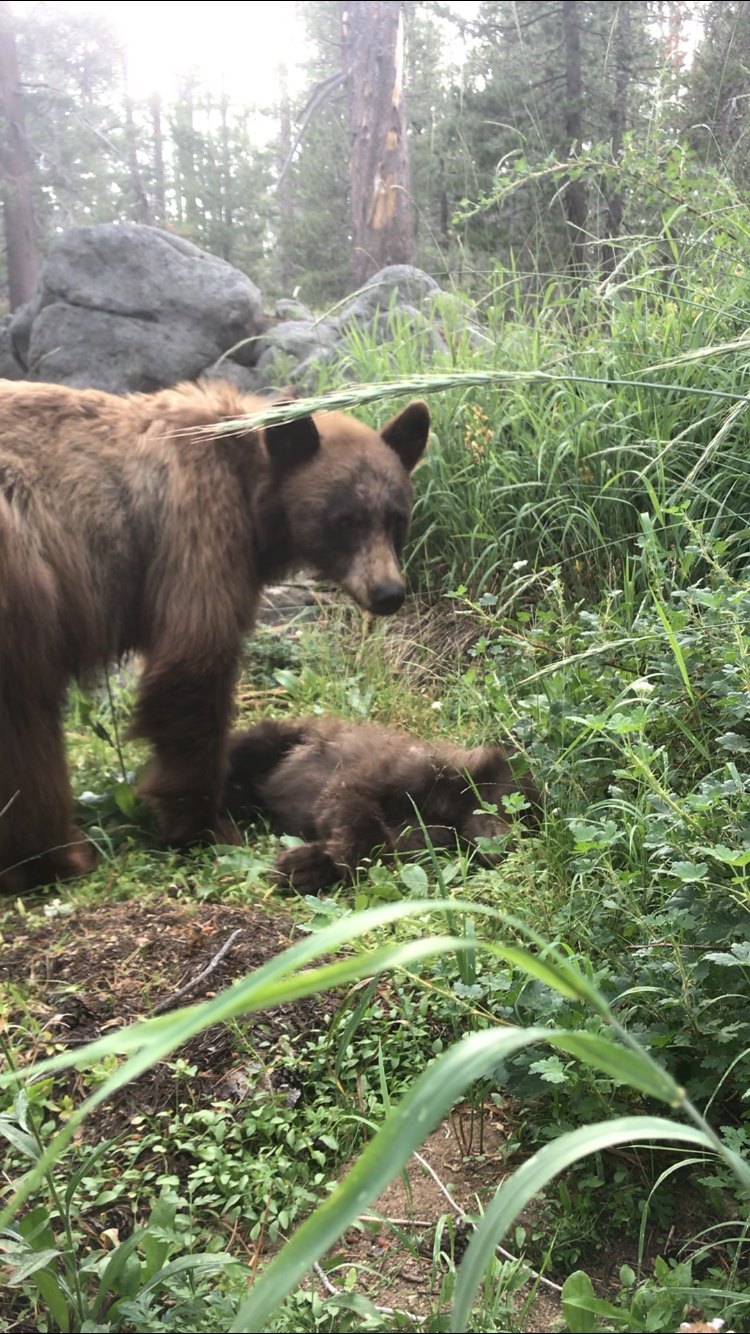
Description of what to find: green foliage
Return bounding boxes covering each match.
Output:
[0,1077,240,1332]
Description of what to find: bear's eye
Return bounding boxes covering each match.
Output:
[389,512,408,551]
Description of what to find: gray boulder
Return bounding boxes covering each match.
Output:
[275,297,315,322]
[9,295,41,370]
[332,265,440,334]
[0,316,25,380]
[256,317,337,365]
[252,265,447,388]
[24,223,266,393]
[200,359,265,394]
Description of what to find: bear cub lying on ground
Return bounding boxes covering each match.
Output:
[223,715,541,892]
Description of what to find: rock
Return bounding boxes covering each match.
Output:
[28,303,229,395]
[25,223,266,393]
[256,318,337,364]
[9,295,41,369]
[253,266,446,389]
[0,317,25,380]
[255,319,340,389]
[332,264,440,332]
[275,297,314,322]
[200,359,265,394]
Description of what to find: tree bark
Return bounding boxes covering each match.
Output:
[124,95,151,225]
[562,0,587,277]
[0,0,40,309]
[602,1,629,277]
[150,93,166,224]
[278,63,294,292]
[339,1,414,284]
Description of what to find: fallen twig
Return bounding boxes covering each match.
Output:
[412,1149,563,1294]
[312,1261,424,1324]
[151,928,242,1015]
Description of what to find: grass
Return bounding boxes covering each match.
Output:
[4,179,750,1331]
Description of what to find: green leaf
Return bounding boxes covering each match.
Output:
[113,782,140,819]
[93,1229,146,1316]
[7,1247,61,1285]
[551,1033,682,1104]
[31,1267,72,1332]
[0,1119,40,1160]
[529,1055,568,1085]
[400,864,429,894]
[561,1271,596,1333]
[700,844,750,868]
[669,861,708,882]
[135,1253,235,1296]
[562,1270,627,1331]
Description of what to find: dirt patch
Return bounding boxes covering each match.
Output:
[321,1101,563,1331]
[0,896,333,1135]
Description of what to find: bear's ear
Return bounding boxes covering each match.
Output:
[380,399,430,473]
[264,414,320,469]
[468,746,513,785]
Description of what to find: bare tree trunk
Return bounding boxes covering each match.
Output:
[150,93,166,224]
[219,91,232,260]
[601,1,629,277]
[339,0,414,285]
[175,78,199,234]
[0,1,39,309]
[562,0,587,278]
[278,63,294,293]
[125,95,151,225]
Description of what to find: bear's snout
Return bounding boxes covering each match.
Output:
[367,579,405,616]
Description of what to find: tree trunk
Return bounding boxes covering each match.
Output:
[0,1,39,309]
[219,91,232,260]
[278,63,294,293]
[339,0,414,285]
[175,79,199,234]
[601,1,629,277]
[124,95,151,225]
[150,93,166,224]
[562,0,587,278]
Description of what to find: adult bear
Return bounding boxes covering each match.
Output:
[223,716,540,893]
[0,379,430,893]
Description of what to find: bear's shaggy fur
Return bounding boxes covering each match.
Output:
[223,715,540,892]
[0,379,430,892]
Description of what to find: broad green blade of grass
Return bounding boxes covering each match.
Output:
[450,1117,717,1332]
[549,1032,682,1104]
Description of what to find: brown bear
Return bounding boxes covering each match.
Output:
[0,378,430,894]
[222,715,540,893]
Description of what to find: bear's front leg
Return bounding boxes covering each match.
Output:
[307,781,395,888]
[131,655,240,847]
[273,784,394,894]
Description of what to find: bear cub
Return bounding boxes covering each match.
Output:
[223,715,540,893]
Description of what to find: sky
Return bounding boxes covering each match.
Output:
[43,1,480,104]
